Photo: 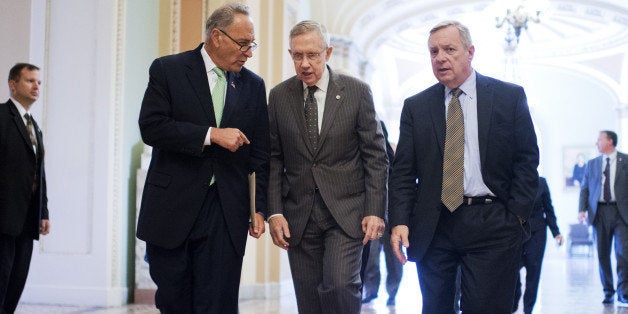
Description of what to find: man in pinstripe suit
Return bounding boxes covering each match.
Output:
[267,20,388,314]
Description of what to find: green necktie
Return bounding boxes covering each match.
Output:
[212,67,226,127]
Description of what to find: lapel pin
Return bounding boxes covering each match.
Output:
[336,95,340,100]
[231,82,236,89]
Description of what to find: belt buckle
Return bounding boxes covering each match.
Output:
[465,197,472,205]
[485,198,493,204]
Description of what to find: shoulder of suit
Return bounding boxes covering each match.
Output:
[405,82,442,103]
[270,76,299,93]
[477,73,523,91]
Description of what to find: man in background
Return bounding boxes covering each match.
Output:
[267,20,387,314]
[579,130,628,306]
[137,3,269,313]
[0,63,50,313]
[389,20,538,313]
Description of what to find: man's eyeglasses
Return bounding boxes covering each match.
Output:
[218,29,258,52]
[291,50,326,62]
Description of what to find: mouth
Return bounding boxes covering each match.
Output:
[438,67,450,74]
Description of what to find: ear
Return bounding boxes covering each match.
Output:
[324,46,333,62]
[8,80,16,93]
[210,28,222,47]
[468,45,475,62]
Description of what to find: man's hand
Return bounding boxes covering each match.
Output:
[210,127,250,152]
[249,213,266,238]
[361,215,385,245]
[269,215,291,250]
[391,225,409,265]
[578,211,587,224]
[40,219,50,235]
[555,234,564,246]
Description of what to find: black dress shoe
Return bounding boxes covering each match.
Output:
[361,294,378,304]
[386,298,395,306]
[603,295,614,304]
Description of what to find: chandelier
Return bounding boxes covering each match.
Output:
[494,0,549,50]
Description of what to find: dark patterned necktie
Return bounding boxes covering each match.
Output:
[603,157,611,202]
[304,85,319,150]
[441,88,464,212]
[24,113,38,150]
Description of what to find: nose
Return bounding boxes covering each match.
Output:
[243,49,253,58]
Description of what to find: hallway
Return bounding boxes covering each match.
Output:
[15,244,628,314]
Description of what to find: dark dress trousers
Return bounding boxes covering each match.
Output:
[579,152,628,301]
[137,43,269,313]
[513,177,560,314]
[390,72,539,314]
[0,100,48,314]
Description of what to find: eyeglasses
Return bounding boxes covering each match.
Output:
[291,49,326,62]
[218,29,258,52]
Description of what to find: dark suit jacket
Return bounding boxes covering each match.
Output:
[137,43,269,256]
[389,72,539,262]
[530,177,560,235]
[267,67,388,245]
[579,152,628,224]
[0,100,48,239]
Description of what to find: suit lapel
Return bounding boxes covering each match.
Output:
[317,68,343,155]
[592,156,603,197]
[8,101,35,154]
[184,44,216,125]
[220,71,240,127]
[476,73,494,168]
[286,78,316,155]
[429,84,446,156]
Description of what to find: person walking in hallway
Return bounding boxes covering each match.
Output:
[362,121,403,307]
[389,20,539,314]
[513,176,563,314]
[579,130,628,306]
[136,3,269,313]
[267,20,388,314]
[0,63,51,314]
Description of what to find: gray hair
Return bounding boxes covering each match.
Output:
[205,2,250,38]
[429,20,473,49]
[289,20,330,48]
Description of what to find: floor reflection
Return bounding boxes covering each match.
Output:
[16,244,628,313]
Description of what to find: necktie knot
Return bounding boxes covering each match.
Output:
[451,88,462,98]
[212,67,225,79]
[307,85,318,97]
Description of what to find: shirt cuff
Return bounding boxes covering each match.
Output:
[204,127,212,146]
[268,213,283,222]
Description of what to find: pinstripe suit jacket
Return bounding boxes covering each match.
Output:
[268,66,388,246]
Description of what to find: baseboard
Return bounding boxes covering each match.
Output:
[21,285,128,306]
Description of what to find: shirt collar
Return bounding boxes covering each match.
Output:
[302,66,330,93]
[445,69,476,98]
[10,97,29,118]
[201,43,219,73]
[604,150,618,161]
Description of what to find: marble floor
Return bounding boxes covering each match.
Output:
[15,244,628,314]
